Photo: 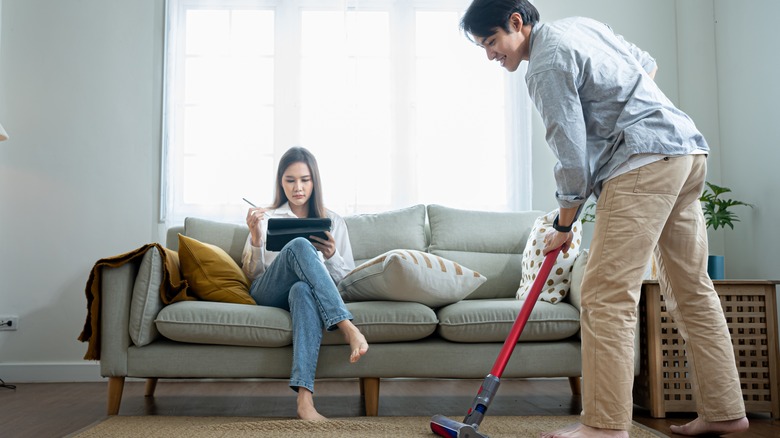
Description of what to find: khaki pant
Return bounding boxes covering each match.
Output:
[580,154,745,430]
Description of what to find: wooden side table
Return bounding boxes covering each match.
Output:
[633,280,780,418]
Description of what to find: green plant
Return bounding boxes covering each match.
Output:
[699,182,753,230]
[579,201,597,224]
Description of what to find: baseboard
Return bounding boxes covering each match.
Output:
[0,362,102,382]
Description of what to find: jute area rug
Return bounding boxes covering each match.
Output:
[71,415,668,437]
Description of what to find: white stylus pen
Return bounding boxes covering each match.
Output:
[244,198,269,217]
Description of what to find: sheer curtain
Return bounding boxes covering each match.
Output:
[161,0,532,227]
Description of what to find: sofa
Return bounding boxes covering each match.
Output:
[97,204,592,416]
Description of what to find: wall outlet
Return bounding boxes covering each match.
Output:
[0,315,18,331]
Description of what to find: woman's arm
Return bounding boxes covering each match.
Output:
[241,207,269,280]
[241,234,267,280]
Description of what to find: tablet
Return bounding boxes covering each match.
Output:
[265,217,332,252]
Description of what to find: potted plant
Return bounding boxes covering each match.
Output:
[699,182,753,279]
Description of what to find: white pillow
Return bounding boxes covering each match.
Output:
[516,210,582,304]
[338,249,487,308]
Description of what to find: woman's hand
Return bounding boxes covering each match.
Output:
[543,228,572,255]
[246,207,267,247]
[310,231,336,259]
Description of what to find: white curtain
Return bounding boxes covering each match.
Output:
[161,0,532,227]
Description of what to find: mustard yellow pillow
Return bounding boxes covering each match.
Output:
[177,234,255,305]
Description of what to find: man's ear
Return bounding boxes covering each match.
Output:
[509,12,524,32]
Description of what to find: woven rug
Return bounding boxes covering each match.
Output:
[70,415,668,437]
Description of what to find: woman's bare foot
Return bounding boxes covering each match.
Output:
[296,388,327,421]
[337,320,369,363]
[540,423,628,438]
[669,416,748,436]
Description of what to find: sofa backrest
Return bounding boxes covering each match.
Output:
[172,205,543,300]
[343,204,428,265]
[426,205,542,299]
[167,217,250,265]
[343,204,542,300]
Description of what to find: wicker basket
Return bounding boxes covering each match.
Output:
[633,280,780,418]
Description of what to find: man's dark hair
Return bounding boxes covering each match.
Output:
[460,0,539,41]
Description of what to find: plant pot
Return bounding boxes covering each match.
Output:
[707,255,725,280]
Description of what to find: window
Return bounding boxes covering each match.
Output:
[162,0,531,226]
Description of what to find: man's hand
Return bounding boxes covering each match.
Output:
[543,228,572,255]
[543,205,578,254]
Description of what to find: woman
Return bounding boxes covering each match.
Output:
[241,146,368,421]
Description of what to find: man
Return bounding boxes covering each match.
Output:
[460,1,749,437]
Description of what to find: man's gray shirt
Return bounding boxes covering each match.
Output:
[526,17,709,208]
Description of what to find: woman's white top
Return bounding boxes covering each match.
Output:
[241,203,355,285]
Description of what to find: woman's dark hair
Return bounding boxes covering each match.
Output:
[272,146,326,218]
[460,0,539,41]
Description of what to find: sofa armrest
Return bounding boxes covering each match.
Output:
[567,249,588,312]
[99,262,138,377]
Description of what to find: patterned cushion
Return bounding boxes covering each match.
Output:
[516,210,582,304]
[338,249,486,308]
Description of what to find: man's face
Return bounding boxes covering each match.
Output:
[474,12,527,73]
[476,27,524,72]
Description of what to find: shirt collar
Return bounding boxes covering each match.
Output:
[528,23,540,59]
[272,203,299,217]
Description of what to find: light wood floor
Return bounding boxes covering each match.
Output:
[0,378,777,437]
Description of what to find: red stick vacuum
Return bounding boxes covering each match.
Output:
[430,245,565,438]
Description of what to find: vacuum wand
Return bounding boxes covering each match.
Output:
[430,245,564,438]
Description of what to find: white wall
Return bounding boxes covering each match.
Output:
[0,0,165,380]
[0,0,777,382]
[711,0,780,278]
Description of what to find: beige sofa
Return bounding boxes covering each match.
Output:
[98,204,591,416]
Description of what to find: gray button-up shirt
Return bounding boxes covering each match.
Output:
[526,17,709,208]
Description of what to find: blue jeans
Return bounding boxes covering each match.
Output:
[249,237,353,393]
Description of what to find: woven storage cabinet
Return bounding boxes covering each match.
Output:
[634,280,780,418]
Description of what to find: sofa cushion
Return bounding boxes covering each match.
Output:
[516,210,582,304]
[155,300,437,347]
[338,249,486,308]
[436,298,580,342]
[427,205,543,299]
[129,247,165,346]
[177,234,255,305]
[183,217,250,265]
[155,301,292,347]
[344,204,427,264]
[323,301,439,344]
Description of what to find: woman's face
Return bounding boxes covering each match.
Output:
[282,161,313,210]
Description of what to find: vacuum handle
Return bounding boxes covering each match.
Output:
[490,245,564,378]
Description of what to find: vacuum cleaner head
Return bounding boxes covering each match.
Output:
[430,414,489,438]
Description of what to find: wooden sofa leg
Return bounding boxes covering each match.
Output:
[145,378,158,397]
[568,376,582,396]
[359,377,380,416]
[107,377,125,415]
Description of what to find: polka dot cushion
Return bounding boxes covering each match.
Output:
[516,210,582,304]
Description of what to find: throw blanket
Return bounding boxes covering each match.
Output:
[78,243,193,360]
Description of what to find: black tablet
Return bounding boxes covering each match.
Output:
[265,217,332,251]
